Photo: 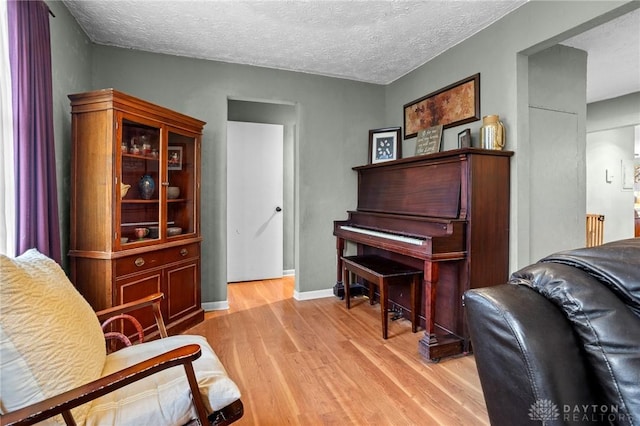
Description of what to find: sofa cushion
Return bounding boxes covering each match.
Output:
[86,335,241,426]
[0,249,106,424]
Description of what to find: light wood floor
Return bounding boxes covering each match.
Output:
[186,277,489,425]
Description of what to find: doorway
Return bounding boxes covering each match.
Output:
[227,121,284,282]
[226,99,296,282]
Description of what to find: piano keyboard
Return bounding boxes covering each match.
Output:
[340,225,425,246]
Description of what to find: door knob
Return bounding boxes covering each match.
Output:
[275,206,282,212]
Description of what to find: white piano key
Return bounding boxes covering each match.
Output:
[340,225,425,246]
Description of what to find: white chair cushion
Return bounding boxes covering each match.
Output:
[85,335,241,426]
[0,249,106,424]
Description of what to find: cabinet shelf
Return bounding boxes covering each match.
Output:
[121,199,159,204]
[122,153,159,161]
[120,198,187,204]
[121,221,175,227]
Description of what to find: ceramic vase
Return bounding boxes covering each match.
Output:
[138,175,155,200]
[479,115,506,150]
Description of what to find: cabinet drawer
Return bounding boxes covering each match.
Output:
[116,243,199,276]
[164,243,199,263]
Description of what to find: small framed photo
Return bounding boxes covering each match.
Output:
[458,128,471,148]
[415,125,443,156]
[369,127,401,164]
[168,146,183,170]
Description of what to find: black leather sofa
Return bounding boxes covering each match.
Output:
[464,238,639,426]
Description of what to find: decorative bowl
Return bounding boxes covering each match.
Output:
[148,226,159,239]
[167,186,180,199]
[167,226,182,236]
[120,237,129,244]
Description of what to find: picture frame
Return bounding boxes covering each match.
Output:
[168,146,183,170]
[403,73,480,139]
[369,127,402,164]
[458,128,471,148]
[415,125,443,156]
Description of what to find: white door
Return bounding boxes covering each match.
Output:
[227,121,284,282]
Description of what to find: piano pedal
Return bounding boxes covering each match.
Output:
[389,306,403,321]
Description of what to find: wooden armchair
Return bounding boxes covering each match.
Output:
[0,249,243,426]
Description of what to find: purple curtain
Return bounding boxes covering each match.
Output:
[8,0,61,263]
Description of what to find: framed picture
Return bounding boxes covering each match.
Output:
[403,73,480,139]
[458,128,471,148]
[415,125,443,156]
[369,127,401,164]
[168,146,183,170]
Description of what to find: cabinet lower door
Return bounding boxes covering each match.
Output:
[115,270,163,339]
[166,260,200,325]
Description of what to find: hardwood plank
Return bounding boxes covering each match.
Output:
[186,277,489,425]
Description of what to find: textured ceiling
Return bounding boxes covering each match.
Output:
[561,7,640,103]
[62,0,639,100]
[62,0,527,84]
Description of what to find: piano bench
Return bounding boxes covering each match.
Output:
[341,255,422,339]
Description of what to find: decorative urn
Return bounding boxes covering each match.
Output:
[138,175,155,200]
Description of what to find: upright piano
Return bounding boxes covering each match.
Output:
[333,148,513,361]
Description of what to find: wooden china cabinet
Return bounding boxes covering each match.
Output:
[68,89,205,338]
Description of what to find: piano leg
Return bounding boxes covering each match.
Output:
[333,238,346,298]
[343,264,351,309]
[423,261,439,344]
[418,261,464,362]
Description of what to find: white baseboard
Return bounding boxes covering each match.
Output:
[201,300,229,311]
[283,269,295,276]
[293,288,335,301]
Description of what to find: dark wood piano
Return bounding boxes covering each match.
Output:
[333,148,513,361]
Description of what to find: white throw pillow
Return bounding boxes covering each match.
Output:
[0,249,106,424]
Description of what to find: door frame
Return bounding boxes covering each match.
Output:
[226,98,298,285]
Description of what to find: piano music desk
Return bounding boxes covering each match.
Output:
[342,255,422,339]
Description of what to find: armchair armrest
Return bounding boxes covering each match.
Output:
[96,292,168,338]
[0,344,210,426]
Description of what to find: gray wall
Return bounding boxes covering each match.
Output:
[587,92,640,132]
[528,45,587,261]
[87,46,383,302]
[60,41,384,303]
[48,0,638,304]
[586,92,640,242]
[384,0,636,269]
[586,126,636,241]
[48,0,92,271]
[227,100,296,273]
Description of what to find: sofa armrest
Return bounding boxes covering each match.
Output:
[464,285,601,426]
[0,344,208,426]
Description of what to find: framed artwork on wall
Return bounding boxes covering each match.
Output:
[403,73,480,139]
[369,127,401,164]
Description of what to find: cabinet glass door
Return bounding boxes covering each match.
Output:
[166,128,197,238]
[119,117,162,245]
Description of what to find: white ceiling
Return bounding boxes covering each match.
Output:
[561,7,640,103]
[63,0,640,102]
[61,0,527,84]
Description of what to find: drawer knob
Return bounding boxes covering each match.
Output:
[180,248,188,256]
[134,257,145,267]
